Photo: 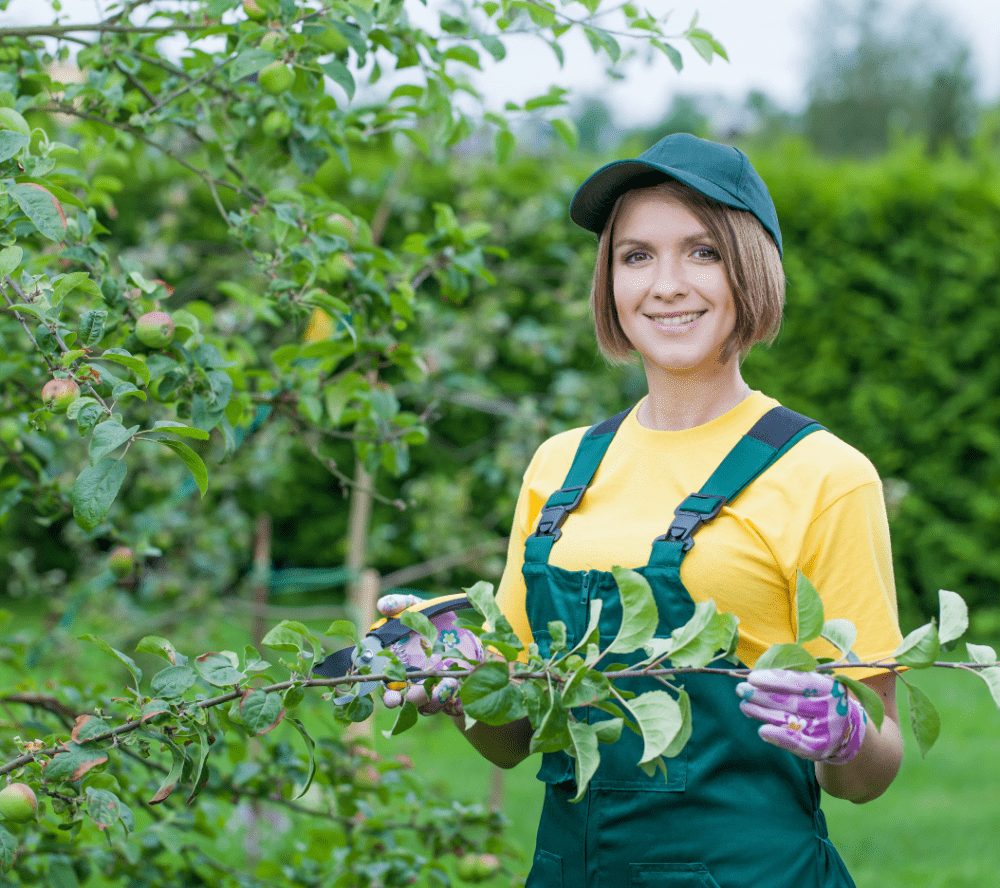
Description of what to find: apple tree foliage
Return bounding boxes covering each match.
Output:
[0,0,732,881]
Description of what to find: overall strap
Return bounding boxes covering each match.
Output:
[649,406,824,568]
[524,407,632,564]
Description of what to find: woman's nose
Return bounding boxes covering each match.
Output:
[649,257,688,301]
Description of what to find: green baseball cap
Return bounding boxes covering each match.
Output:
[569,132,783,257]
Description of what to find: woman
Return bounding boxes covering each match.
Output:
[384,133,904,888]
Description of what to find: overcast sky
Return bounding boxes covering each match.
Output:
[4,0,998,126]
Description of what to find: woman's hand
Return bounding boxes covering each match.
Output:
[735,669,867,764]
[376,594,483,716]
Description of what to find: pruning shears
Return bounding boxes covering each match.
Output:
[313,593,472,705]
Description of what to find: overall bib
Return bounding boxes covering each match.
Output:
[522,406,857,888]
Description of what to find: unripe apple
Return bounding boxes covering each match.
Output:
[0,783,37,823]
[41,377,80,413]
[323,253,354,285]
[262,109,292,139]
[135,311,175,348]
[243,0,270,21]
[259,29,284,52]
[455,854,481,882]
[0,417,19,445]
[258,61,294,95]
[0,107,30,137]
[476,854,501,879]
[315,25,350,56]
[108,546,135,579]
[327,213,357,240]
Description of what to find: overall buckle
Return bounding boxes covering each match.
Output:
[656,493,727,552]
[532,485,587,542]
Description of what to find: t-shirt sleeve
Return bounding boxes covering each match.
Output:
[493,452,541,655]
[798,477,903,678]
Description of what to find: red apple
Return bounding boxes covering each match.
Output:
[135,311,175,348]
[41,377,80,413]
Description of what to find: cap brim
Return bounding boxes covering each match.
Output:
[570,159,753,234]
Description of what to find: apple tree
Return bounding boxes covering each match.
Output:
[0,0,728,881]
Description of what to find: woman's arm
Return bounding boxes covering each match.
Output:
[814,671,903,803]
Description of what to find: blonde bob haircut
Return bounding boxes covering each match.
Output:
[590,179,785,365]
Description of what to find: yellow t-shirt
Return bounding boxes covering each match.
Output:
[495,391,903,678]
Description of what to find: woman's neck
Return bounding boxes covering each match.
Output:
[637,360,751,432]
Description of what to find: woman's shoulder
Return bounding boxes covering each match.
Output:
[527,425,590,474]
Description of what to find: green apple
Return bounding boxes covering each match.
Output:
[41,378,80,413]
[456,854,481,882]
[0,107,30,137]
[135,311,175,348]
[0,783,37,823]
[322,253,354,285]
[108,546,135,579]
[259,29,284,52]
[262,109,292,139]
[0,417,19,445]
[243,0,271,21]
[258,61,294,95]
[315,25,350,56]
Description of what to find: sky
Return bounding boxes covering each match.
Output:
[3,0,999,127]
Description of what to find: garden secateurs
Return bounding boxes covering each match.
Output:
[312,593,473,704]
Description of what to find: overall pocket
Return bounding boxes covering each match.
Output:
[526,849,563,888]
[629,862,721,888]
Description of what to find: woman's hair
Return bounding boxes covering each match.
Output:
[590,179,785,364]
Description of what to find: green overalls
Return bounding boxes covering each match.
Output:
[522,406,857,888]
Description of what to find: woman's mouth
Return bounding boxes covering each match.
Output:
[646,310,706,329]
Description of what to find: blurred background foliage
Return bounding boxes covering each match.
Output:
[3,0,1000,635]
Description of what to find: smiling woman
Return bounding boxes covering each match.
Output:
[381,133,906,888]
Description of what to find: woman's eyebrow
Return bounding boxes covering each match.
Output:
[613,230,714,251]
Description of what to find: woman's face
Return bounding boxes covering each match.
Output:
[611,188,738,379]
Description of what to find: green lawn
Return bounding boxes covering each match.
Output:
[379,665,1000,888]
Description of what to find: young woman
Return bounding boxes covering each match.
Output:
[383,133,904,888]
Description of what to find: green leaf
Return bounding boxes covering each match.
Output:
[495,128,515,164]
[662,688,692,758]
[383,701,419,738]
[240,690,286,735]
[551,117,578,148]
[261,621,320,663]
[148,737,186,804]
[324,619,362,649]
[567,721,600,802]
[150,420,210,440]
[572,598,603,661]
[139,699,171,724]
[54,272,100,306]
[98,350,151,385]
[151,665,197,699]
[85,787,126,833]
[530,693,571,753]
[0,245,23,277]
[894,622,940,668]
[562,666,610,708]
[320,59,356,99]
[71,714,111,744]
[906,683,941,757]
[10,183,66,241]
[88,421,138,464]
[135,636,186,665]
[619,690,684,766]
[0,824,16,873]
[608,566,658,654]
[285,718,317,799]
[464,580,501,627]
[195,652,245,687]
[399,609,437,644]
[79,633,142,686]
[795,571,824,643]
[460,661,525,725]
[548,620,567,655]
[753,643,819,672]
[149,438,208,496]
[71,458,127,530]
[593,717,623,745]
[836,675,885,731]
[0,131,29,163]
[967,642,998,664]
[42,741,109,783]
[230,48,275,81]
[974,666,1000,712]
[819,619,857,658]
[659,599,721,667]
[937,589,968,645]
[186,723,212,804]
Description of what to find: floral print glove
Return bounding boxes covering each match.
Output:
[736,669,867,765]
[376,594,483,715]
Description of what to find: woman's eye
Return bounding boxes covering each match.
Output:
[693,247,719,260]
[623,250,649,264]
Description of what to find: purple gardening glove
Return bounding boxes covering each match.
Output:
[736,669,867,765]
[377,594,483,716]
